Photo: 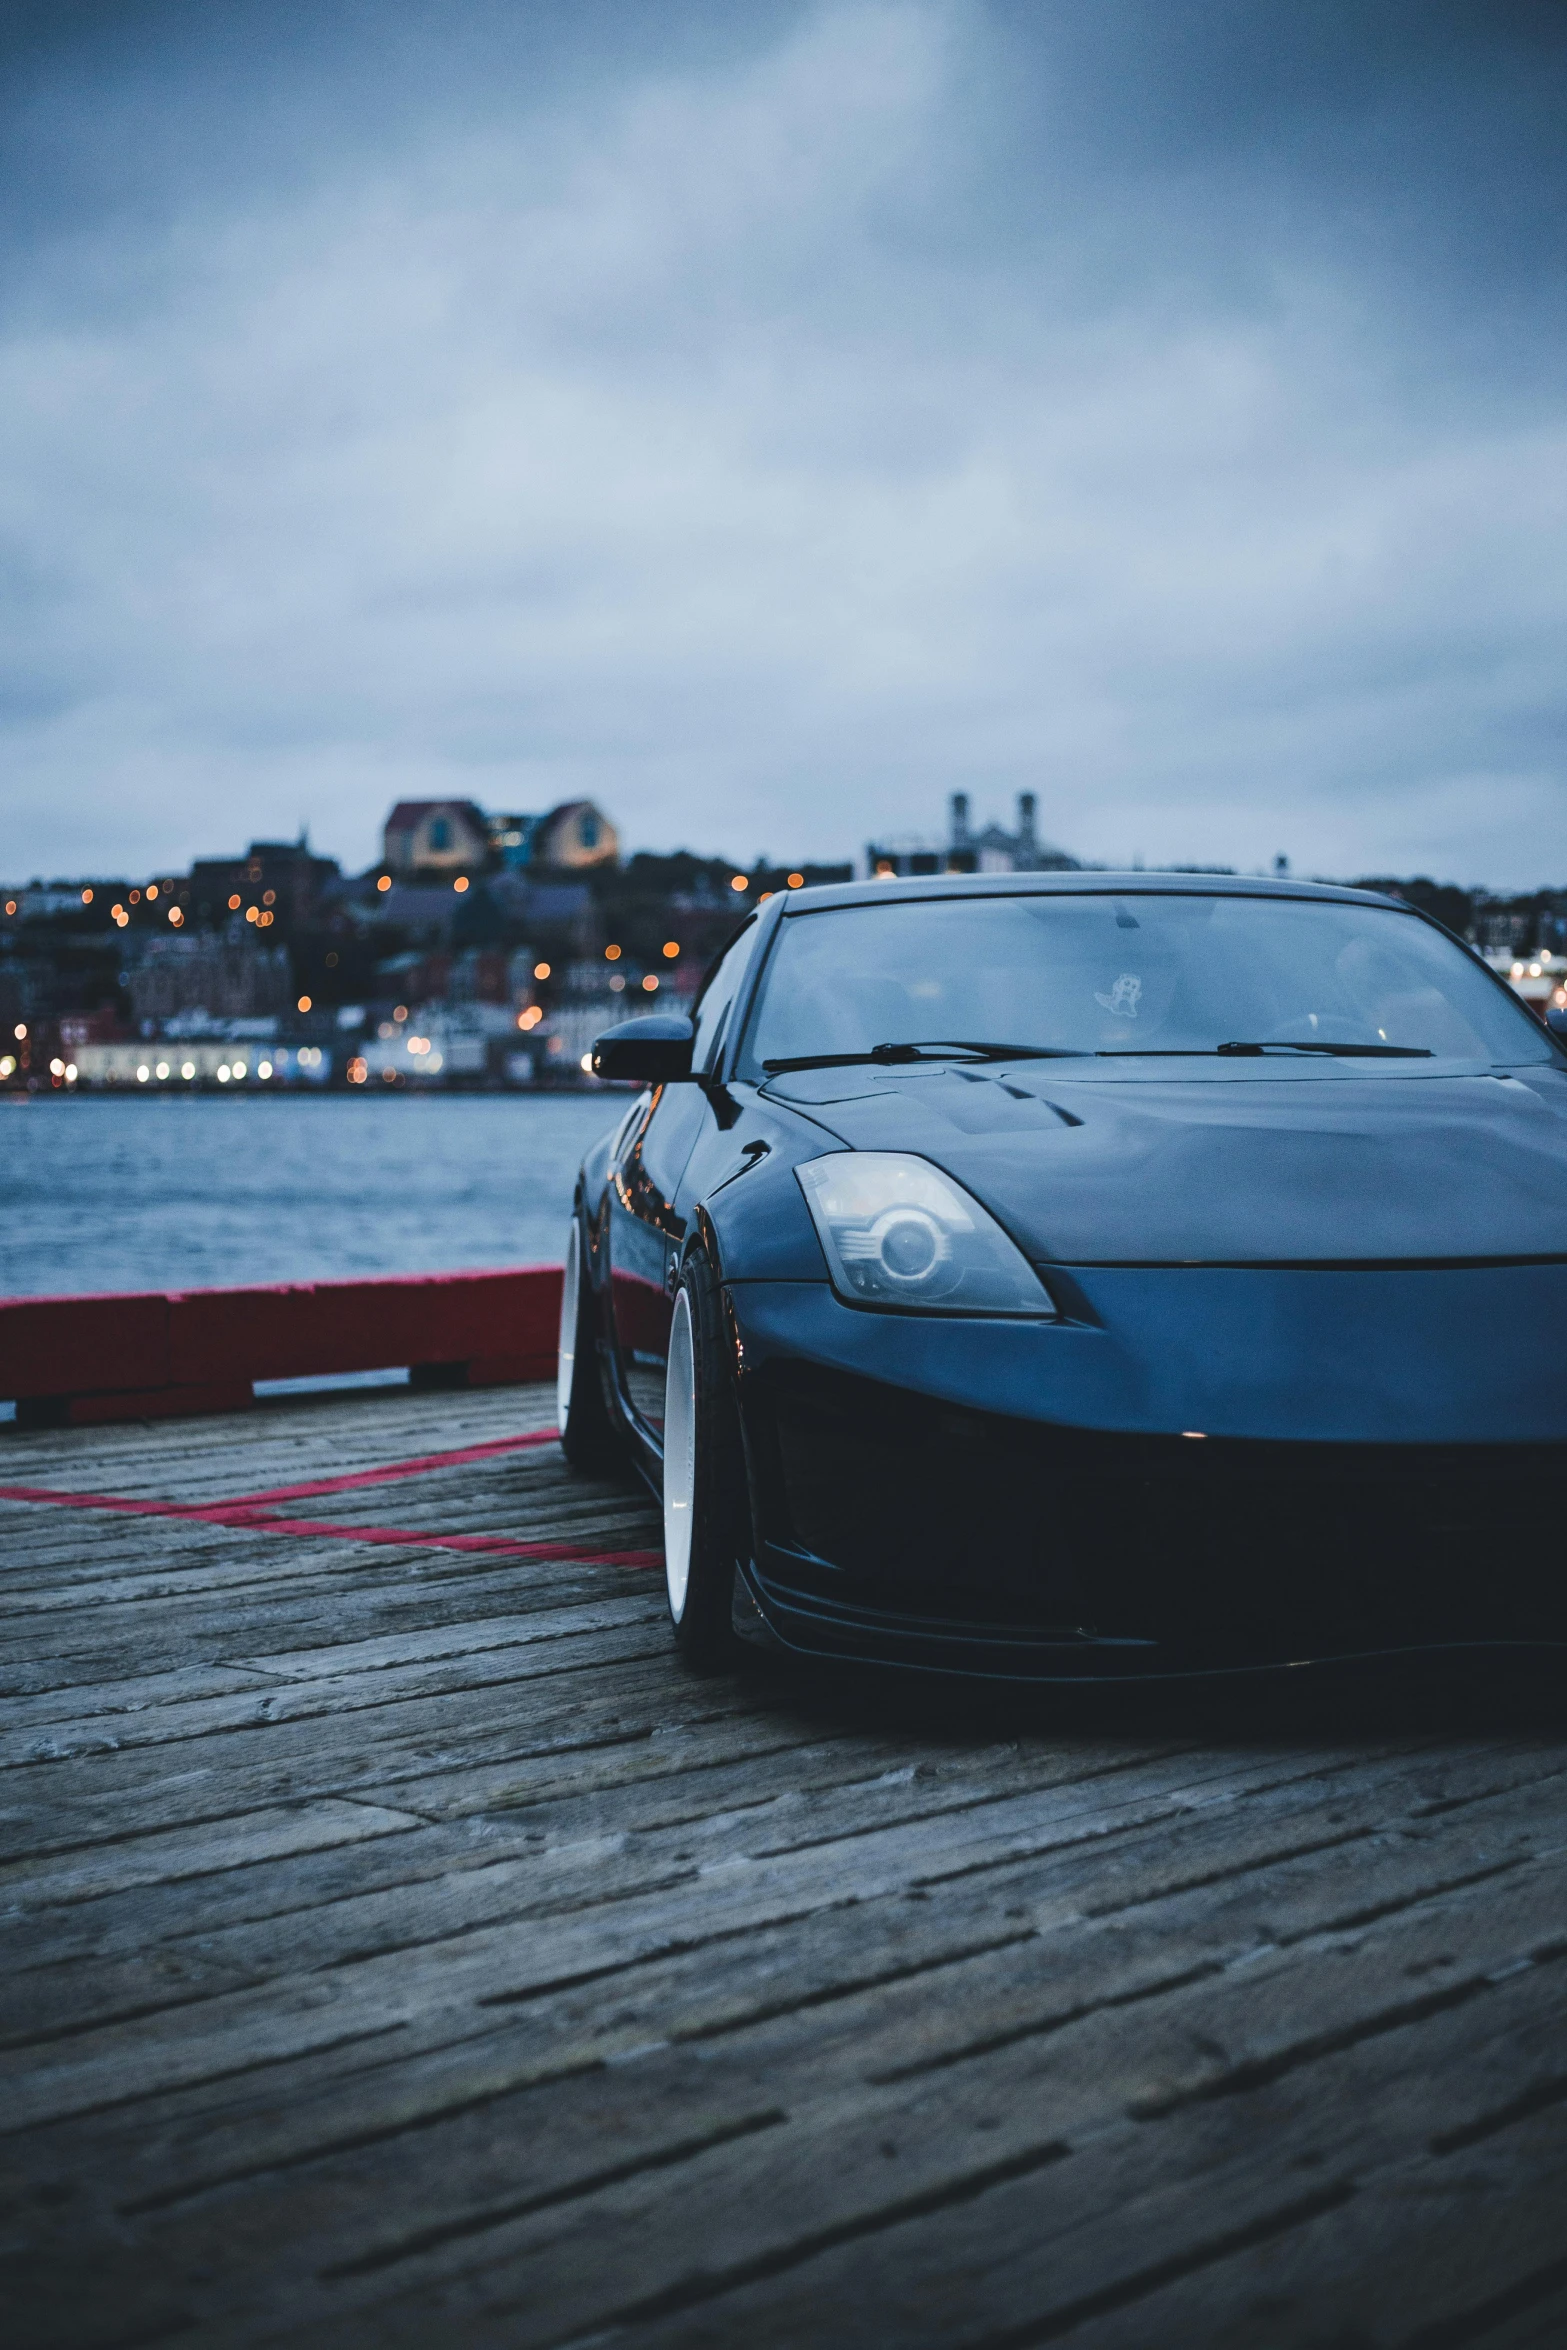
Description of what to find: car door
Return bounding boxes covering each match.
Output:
[605,918,760,1440]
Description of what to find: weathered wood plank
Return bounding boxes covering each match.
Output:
[4,1382,1565,2350]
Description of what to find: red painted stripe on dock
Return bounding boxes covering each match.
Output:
[223,1426,560,1505]
[231,1513,660,1569]
[0,1473,661,1571]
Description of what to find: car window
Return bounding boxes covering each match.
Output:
[735,895,1554,1069]
[690,918,760,1074]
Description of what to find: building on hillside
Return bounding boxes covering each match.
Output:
[186,838,340,929]
[126,935,293,1028]
[866,793,1078,879]
[381,801,491,878]
[382,797,618,879]
[530,801,618,870]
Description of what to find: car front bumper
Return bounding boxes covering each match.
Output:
[726,1279,1567,1678]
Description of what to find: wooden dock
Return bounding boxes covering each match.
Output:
[4,1381,1566,2349]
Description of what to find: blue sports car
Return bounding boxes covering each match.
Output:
[557,874,1567,1677]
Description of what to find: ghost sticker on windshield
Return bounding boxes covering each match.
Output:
[1095,972,1143,1019]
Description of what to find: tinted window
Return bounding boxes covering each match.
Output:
[690,918,760,1073]
[737,895,1552,1068]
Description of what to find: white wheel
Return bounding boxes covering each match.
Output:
[557,1218,581,1438]
[663,1287,697,1622]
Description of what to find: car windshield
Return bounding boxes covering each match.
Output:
[737,893,1553,1072]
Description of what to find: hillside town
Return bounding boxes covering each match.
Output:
[3,793,1565,1092]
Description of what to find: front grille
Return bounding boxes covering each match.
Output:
[749,1362,1567,1661]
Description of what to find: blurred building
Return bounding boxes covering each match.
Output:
[187,839,340,930]
[381,801,491,878]
[127,935,293,1026]
[867,793,1078,878]
[382,797,618,879]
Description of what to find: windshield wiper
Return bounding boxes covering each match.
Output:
[1217,1040,1433,1057]
[1097,1041,1433,1059]
[762,1039,1088,1074]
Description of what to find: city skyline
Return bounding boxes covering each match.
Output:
[3,3,1565,889]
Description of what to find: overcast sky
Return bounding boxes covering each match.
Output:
[2,0,1564,886]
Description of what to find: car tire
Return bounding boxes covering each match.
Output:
[663,1248,749,1669]
[557,1214,621,1474]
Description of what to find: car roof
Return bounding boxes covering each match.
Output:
[776,871,1407,916]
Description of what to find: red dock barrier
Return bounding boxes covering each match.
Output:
[0,1266,563,1426]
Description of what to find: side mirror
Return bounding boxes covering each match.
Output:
[591,1013,696,1084]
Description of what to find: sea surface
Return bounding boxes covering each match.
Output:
[1,1093,622,1297]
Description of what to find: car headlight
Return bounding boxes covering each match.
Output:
[796,1152,1056,1317]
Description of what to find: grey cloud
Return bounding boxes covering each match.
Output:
[0,1,1563,886]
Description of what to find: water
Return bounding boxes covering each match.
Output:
[1,1093,621,1297]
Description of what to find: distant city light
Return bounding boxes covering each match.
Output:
[258,1061,273,1079]
[233,1061,247,1079]
[605,943,622,960]
[534,962,551,980]
[377,875,392,892]
[453,876,470,893]
[217,1065,231,1082]
[609,974,626,992]
[49,1057,63,1075]
[65,1064,77,1082]
[759,891,773,903]
[0,1056,13,1078]
[146,884,159,901]
[229,894,242,910]
[662,941,680,958]
[347,1057,368,1085]
[642,975,659,992]
[128,889,141,905]
[788,874,805,889]
[181,1062,196,1080]
[731,875,749,892]
[156,1061,170,1079]
[246,906,259,923]
[4,900,15,915]
[297,996,312,1013]
[383,1066,397,1081]
[136,1065,149,1082]
[518,1005,543,1029]
[262,890,275,906]
[81,888,93,904]
[580,1053,594,1073]
[394,1005,408,1021]
[168,906,183,925]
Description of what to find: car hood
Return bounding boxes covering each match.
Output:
[764,1060,1567,1264]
